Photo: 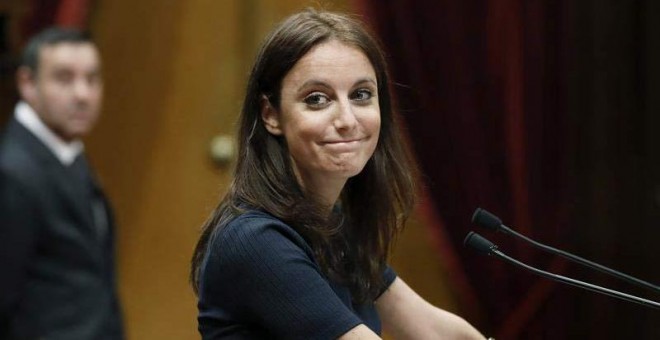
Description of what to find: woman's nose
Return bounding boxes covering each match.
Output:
[333,100,358,131]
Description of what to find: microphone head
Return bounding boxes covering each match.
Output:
[464,231,497,255]
[472,208,503,231]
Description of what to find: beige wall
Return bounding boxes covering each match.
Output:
[87,1,456,338]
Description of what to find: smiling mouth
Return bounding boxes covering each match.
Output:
[323,138,365,144]
[321,138,367,152]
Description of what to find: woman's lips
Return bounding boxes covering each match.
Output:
[321,138,365,151]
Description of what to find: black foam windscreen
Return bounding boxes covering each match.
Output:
[472,208,503,231]
[464,231,496,255]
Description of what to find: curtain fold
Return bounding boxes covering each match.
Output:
[55,0,91,28]
[21,0,91,38]
[353,0,660,338]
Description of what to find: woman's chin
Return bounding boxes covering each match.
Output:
[324,163,368,179]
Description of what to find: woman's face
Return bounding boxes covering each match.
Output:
[262,39,381,185]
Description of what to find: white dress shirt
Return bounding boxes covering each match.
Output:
[14,101,84,166]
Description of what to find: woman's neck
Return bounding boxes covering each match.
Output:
[294,168,347,213]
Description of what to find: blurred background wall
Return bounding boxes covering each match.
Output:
[0,0,456,339]
[1,0,659,339]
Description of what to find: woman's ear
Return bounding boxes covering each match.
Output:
[260,95,283,135]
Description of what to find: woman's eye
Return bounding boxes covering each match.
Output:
[303,93,330,108]
[351,89,373,102]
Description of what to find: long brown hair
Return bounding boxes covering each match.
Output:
[191,8,416,303]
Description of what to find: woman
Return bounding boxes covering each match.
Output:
[191,8,485,339]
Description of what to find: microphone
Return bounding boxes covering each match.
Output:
[472,208,660,294]
[464,231,660,310]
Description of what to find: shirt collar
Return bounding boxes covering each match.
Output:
[14,101,84,166]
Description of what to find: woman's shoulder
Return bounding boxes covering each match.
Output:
[201,209,321,291]
[210,209,312,257]
[221,209,297,236]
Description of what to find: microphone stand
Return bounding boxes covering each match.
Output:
[465,231,660,310]
[472,208,660,294]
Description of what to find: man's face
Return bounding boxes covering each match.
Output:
[19,42,103,141]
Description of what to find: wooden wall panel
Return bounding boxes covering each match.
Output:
[89,1,239,338]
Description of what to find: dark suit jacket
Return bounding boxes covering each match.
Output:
[0,118,124,339]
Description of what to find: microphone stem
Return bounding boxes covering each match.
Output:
[493,249,660,310]
[501,225,660,294]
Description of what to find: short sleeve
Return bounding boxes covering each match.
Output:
[378,265,397,299]
[198,213,363,340]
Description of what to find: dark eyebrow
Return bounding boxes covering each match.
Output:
[296,77,377,93]
[354,78,377,87]
[296,80,330,93]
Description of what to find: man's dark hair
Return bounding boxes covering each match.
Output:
[20,27,93,72]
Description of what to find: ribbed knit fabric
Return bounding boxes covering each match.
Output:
[197,210,396,339]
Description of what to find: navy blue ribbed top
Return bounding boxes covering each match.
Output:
[197,210,396,339]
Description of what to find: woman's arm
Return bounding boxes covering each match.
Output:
[375,277,486,339]
[337,324,381,340]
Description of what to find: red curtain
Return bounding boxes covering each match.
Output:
[354,0,660,337]
[351,0,656,338]
[55,0,91,28]
[21,0,91,39]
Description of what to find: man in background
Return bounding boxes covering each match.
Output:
[0,27,123,339]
